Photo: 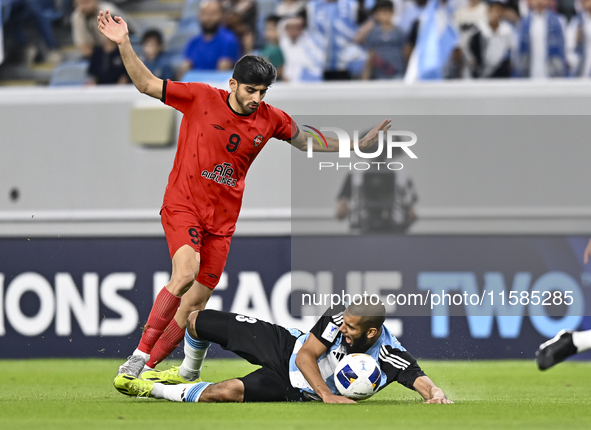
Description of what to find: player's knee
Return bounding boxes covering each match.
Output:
[168,270,198,295]
[201,380,244,403]
[224,380,245,402]
[184,298,208,315]
[220,388,243,402]
[186,310,200,339]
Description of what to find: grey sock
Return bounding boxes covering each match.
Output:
[178,366,198,382]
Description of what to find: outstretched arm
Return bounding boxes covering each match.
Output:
[413,375,453,404]
[290,119,391,153]
[97,10,163,99]
[295,334,355,404]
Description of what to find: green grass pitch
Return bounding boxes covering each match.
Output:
[1,358,591,430]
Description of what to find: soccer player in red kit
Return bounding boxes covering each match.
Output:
[97,9,391,382]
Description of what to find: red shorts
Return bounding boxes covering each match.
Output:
[160,206,232,289]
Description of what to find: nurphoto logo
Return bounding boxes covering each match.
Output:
[304,126,418,171]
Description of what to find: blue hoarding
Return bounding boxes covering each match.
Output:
[1,235,590,360]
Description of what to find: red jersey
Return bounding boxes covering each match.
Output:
[161,80,295,235]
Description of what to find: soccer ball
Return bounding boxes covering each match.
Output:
[334,353,381,400]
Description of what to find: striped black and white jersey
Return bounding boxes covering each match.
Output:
[288,305,425,399]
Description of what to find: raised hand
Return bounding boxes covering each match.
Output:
[97,10,128,45]
[358,118,392,151]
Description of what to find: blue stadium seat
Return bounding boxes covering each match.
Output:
[181,70,233,83]
[49,61,89,86]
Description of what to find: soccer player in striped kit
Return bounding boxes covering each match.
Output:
[115,301,452,404]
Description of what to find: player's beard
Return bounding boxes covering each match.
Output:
[343,332,372,354]
[235,90,259,115]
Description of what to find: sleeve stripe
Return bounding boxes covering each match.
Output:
[379,353,409,370]
[383,354,411,368]
[379,346,411,368]
[379,354,407,370]
[380,345,411,365]
[333,312,344,325]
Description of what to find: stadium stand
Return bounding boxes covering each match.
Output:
[49,59,89,85]
[2,0,591,85]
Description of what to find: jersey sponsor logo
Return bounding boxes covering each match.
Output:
[201,162,237,187]
[204,273,219,279]
[253,134,264,147]
[211,124,225,130]
[322,322,340,342]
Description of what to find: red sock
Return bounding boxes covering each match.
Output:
[138,288,181,354]
[146,319,185,368]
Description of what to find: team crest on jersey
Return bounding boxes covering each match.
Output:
[201,162,237,187]
[253,134,264,146]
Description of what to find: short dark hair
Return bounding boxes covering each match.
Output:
[345,300,386,332]
[373,0,394,13]
[265,14,281,26]
[142,29,164,45]
[232,55,277,87]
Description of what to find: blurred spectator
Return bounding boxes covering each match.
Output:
[2,0,62,64]
[88,35,129,84]
[72,0,137,59]
[355,0,418,45]
[141,29,174,82]
[454,0,488,77]
[556,0,577,21]
[565,0,591,76]
[517,0,566,77]
[454,0,488,46]
[502,0,521,24]
[239,26,257,54]
[222,0,258,35]
[468,0,516,77]
[260,15,285,78]
[178,0,241,77]
[397,0,428,35]
[280,16,322,81]
[404,0,429,62]
[454,0,488,32]
[275,0,307,19]
[306,0,367,80]
[361,0,406,79]
[404,0,460,81]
